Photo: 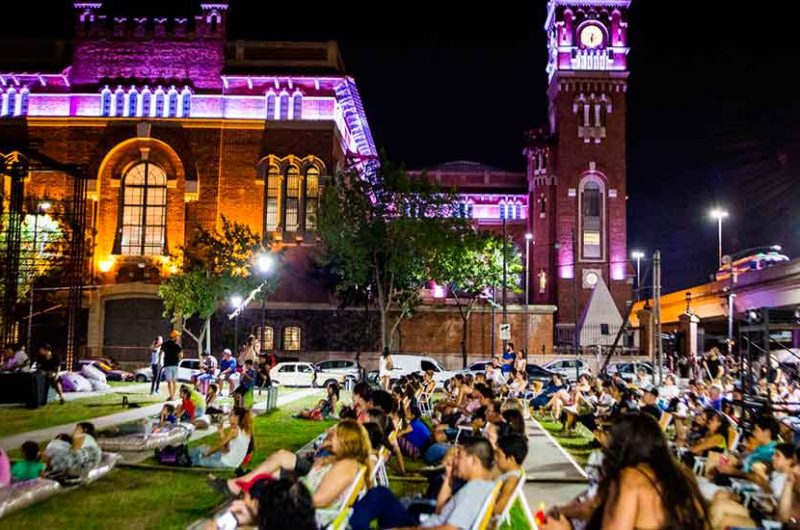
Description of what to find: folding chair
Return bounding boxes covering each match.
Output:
[497,470,537,529]
[470,481,503,530]
[316,466,366,530]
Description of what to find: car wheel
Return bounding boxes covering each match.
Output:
[135,374,148,383]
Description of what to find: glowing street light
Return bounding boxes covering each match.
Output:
[631,250,645,299]
[709,208,729,267]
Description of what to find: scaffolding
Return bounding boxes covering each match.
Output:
[0,150,89,370]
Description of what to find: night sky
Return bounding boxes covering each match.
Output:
[4,1,799,292]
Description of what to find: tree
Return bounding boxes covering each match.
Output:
[318,159,466,352]
[159,217,268,355]
[437,230,524,368]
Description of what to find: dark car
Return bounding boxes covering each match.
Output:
[77,358,134,382]
[525,363,557,384]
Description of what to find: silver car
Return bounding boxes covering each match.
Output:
[542,359,592,381]
[315,359,361,387]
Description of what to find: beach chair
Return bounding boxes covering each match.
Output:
[316,465,367,530]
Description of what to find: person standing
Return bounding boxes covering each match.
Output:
[379,348,393,391]
[37,344,64,405]
[149,336,163,395]
[161,330,183,401]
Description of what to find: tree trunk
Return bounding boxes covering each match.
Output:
[461,312,468,369]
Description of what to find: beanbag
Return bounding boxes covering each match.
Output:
[89,379,110,392]
[81,364,107,383]
[61,372,93,393]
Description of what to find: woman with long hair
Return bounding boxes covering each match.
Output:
[688,409,730,457]
[543,413,709,530]
[218,419,372,510]
[191,407,253,468]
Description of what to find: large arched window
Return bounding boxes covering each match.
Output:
[120,162,167,255]
[279,91,290,120]
[264,165,281,232]
[266,92,276,120]
[304,166,320,231]
[254,325,274,350]
[579,177,604,260]
[284,165,300,232]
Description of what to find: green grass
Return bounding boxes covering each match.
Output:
[0,393,162,438]
[3,390,332,530]
[538,419,595,467]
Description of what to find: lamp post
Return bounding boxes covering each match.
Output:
[256,253,273,352]
[230,294,243,353]
[631,250,645,300]
[524,233,533,355]
[26,201,51,353]
[709,208,729,267]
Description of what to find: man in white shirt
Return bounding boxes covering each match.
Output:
[485,364,507,386]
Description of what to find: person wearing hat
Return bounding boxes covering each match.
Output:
[161,330,183,400]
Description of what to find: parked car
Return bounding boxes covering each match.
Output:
[542,359,592,381]
[133,358,212,383]
[77,358,134,382]
[460,360,556,385]
[604,361,661,382]
[270,361,346,388]
[315,359,361,386]
[388,355,459,388]
[460,360,492,377]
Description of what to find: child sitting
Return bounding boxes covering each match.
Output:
[295,382,340,421]
[158,403,177,425]
[493,434,529,519]
[233,359,257,408]
[11,441,45,482]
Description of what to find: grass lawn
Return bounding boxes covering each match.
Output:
[538,419,595,467]
[0,393,162,439]
[3,391,332,530]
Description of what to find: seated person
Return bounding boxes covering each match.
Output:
[47,422,102,478]
[213,419,371,514]
[221,477,317,530]
[176,385,208,426]
[11,441,45,482]
[43,434,73,469]
[205,384,224,416]
[0,447,10,487]
[296,382,340,421]
[37,344,64,405]
[685,409,729,457]
[349,437,499,530]
[158,404,178,426]
[751,442,794,501]
[715,415,779,479]
[424,424,454,466]
[492,434,529,520]
[189,407,253,468]
[196,351,218,395]
[233,359,257,408]
[639,388,663,422]
[398,405,432,459]
[530,374,565,411]
[217,349,238,396]
[3,344,30,372]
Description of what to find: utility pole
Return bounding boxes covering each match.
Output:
[501,215,508,350]
[653,250,662,386]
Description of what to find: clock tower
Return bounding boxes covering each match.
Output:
[527,0,632,346]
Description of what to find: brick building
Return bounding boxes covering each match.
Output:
[0,0,632,368]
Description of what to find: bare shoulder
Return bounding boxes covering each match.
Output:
[620,465,656,486]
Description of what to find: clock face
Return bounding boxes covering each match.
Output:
[583,270,601,289]
[580,25,604,48]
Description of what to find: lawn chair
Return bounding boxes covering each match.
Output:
[371,448,389,488]
[316,465,367,530]
[419,391,432,417]
[470,481,503,530]
[497,470,537,529]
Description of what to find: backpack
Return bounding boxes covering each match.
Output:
[155,444,192,467]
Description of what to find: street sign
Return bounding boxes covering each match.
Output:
[499,323,511,341]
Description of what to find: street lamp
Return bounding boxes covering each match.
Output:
[255,252,274,352]
[709,208,729,267]
[230,294,243,353]
[27,201,52,353]
[524,233,533,356]
[631,250,645,300]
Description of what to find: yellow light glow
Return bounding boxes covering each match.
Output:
[98,258,115,273]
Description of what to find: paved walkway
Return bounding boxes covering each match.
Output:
[0,387,320,451]
[522,419,589,510]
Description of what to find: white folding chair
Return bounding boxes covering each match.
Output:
[497,470,537,529]
[316,466,366,530]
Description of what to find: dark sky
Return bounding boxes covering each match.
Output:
[5,1,800,292]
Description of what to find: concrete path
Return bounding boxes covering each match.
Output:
[522,419,589,511]
[0,387,320,451]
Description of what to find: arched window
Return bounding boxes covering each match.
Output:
[141,87,152,117]
[19,88,29,116]
[127,87,138,117]
[254,325,274,350]
[282,326,301,351]
[580,177,604,260]
[114,87,125,117]
[264,165,281,232]
[120,162,167,256]
[279,91,290,120]
[304,166,320,231]
[180,87,192,117]
[167,88,179,118]
[266,92,276,120]
[5,88,17,117]
[284,165,300,232]
[154,88,165,117]
[499,200,507,220]
[292,92,303,120]
[101,87,112,117]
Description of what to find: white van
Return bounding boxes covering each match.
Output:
[388,355,458,388]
